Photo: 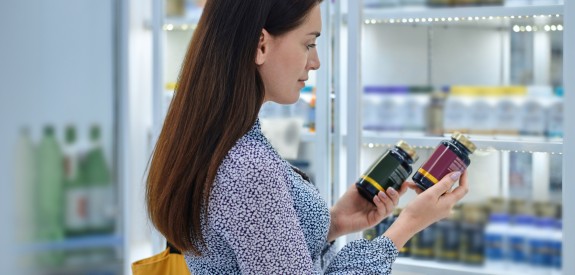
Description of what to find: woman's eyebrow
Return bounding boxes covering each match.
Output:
[307,31,321,37]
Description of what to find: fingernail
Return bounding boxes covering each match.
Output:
[387,187,397,195]
[450,171,461,180]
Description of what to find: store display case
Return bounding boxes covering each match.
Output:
[336,0,572,274]
[2,0,130,274]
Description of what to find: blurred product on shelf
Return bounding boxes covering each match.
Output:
[459,204,486,265]
[361,84,563,140]
[412,132,476,191]
[308,87,317,133]
[546,87,564,139]
[508,213,535,270]
[425,88,447,136]
[84,125,115,234]
[37,125,65,266]
[64,125,89,237]
[14,127,36,244]
[356,140,419,203]
[259,86,316,133]
[365,198,563,271]
[166,0,185,17]
[427,0,503,7]
[484,212,510,269]
[13,124,118,270]
[404,86,432,133]
[411,221,436,259]
[434,208,461,262]
[520,86,552,137]
[20,124,117,242]
[443,92,469,134]
[448,86,526,137]
[509,153,533,199]
[363,86,408,132]
[505,0,563,6]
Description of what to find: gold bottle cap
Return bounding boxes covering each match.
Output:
[451,132,477,153]
[396,140,419,162]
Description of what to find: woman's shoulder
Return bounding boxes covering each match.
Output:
[216,131,282,181]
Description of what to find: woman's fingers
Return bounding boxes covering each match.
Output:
[374,191,394,217]
[397,182,410,196]
[373,192,389,216]
[404,181,423,194]
[443,170,469,202]
[428,171,461,198]
[386,187,400,206]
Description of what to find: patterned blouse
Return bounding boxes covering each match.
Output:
[184,119,398,274]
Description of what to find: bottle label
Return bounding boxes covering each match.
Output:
[89,184,115,231]
[509,235,527,263]
[362,152,406,191]
[66,187,89,231]
[418,144,467,184]
[485,233,505,260]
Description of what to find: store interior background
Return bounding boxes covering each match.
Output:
[0,0,572,274]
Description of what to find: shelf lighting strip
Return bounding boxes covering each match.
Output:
[363,143,563,154]
[163,23,197,31]
[512,24,563,32]
[365,13,562,25]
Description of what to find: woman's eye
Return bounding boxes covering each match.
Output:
[307,43,317,50]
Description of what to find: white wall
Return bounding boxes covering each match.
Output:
[362,24,509,86]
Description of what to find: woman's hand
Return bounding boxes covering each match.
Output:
[383,170,469,250]
[327,183,409,242]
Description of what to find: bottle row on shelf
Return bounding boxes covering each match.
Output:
[363,85,564,140]
[364,198,562,273]
[13,124,116,253]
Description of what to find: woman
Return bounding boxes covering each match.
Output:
[146,0,469,274]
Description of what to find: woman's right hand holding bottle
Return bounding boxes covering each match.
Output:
[383,171,468,250]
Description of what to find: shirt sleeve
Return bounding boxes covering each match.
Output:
[324,236,399,274]
[210,155,317,274]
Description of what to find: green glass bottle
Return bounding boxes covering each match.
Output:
[84,125,115,234]
[14,127,37,243]
[63,125,89,236]
[36,125,64,266]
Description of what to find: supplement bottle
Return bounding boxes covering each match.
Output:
[356,140,418,203]
[484,213,510,270]
[412,132,476,191]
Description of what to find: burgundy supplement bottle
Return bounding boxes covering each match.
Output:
[412,132,476,191]
[356,140,418,203]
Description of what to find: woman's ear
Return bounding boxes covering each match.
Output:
[255,29,271,65]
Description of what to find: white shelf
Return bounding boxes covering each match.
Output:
[362,4,563,21]
[18,234,123,254]
[393,257,531,275]
[357,132,562,153]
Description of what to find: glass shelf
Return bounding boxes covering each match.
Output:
[361,4,563,21]
[17,234,123,254]
[354,132,562,153]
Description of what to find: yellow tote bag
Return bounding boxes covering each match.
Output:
[132,244,191,275]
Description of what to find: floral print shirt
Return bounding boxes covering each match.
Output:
[184,119,398,274]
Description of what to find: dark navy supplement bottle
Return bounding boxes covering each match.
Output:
[412,132,476,191]
[356,140,418,203]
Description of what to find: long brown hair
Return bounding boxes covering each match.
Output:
[146,0,323,255]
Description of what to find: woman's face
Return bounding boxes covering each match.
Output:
[257,4,322,104]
